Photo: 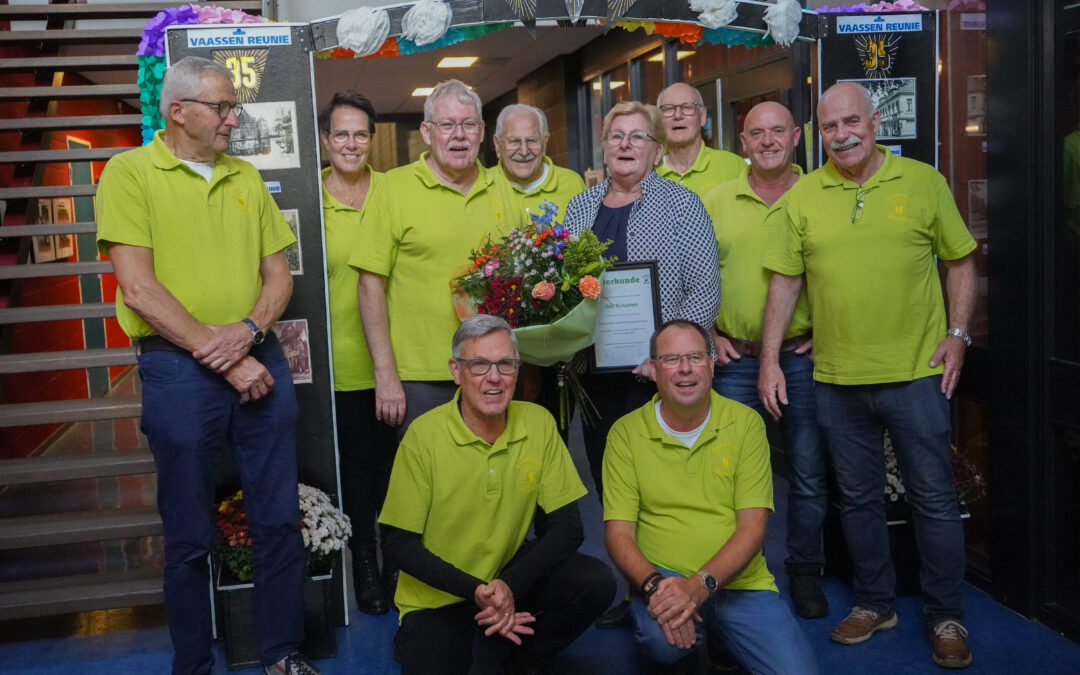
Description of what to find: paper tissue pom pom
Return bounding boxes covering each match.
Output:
[337,6,391,57]
[401,0,453,47]
[689,0,738,30]
[764,0,802,47]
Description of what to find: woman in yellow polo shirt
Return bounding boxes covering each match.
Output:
[318,91,395,615]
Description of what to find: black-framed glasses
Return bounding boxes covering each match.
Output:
[659,102,702,117]
[653,351,710,369]
[605,131,655,148]
[181,99,243,119]
[852,187,875,223]
[502,137,542,151]
[427,119,482,135]
[455,357,521,376]
[329,130,372,145]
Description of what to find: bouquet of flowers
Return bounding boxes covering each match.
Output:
[882,433,987,519]
[214,484,352,583]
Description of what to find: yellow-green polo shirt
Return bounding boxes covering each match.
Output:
[763,147,977,385]
[603,391,776,592]
[491,156,585,224]
[658,144,748,200]
[703,164,811,342]
[348,154,516,381]
[379,392,587,620]
[323,165,384,391]
[95,130,295,338]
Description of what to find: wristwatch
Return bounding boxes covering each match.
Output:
[696,570,718,595]
[946,327,972,348]
[242,317,265,345]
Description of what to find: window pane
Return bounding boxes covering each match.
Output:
[610,64,630,104]
[640,47,665,106]
[588,76,604,174]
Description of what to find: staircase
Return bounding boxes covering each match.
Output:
[0,0,261,622]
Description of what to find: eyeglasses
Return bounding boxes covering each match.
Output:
[659,102,702,117]
[181,99,243,119]
[329,130,372,145]
[653,351,711,369]
[852,187,875,223]
[428,119,482,135]
[455,357,521,376]
[605,131,656,148]
[501,137,542,151]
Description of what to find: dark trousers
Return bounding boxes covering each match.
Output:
[335,389,398,554]
[138,334,305,674]
[393,552,616,674]
[581,371,656,500]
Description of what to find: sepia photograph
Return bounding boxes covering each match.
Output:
[273,318,312,384]
[280,208,302,275]
[228,100,301,171]
[840,77,917,140]
[968,179,987,239]
[32,199,56,263]
[51,197,76,259]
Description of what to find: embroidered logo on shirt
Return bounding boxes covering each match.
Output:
[515,456,540,492]
[710,441,737,476]
[228,185,251,214]
[886,192,908,221]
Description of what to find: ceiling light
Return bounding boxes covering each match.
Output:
[609,81,626,89]
[647,53,664,62]
[412,87,435,96]
[676,50,695,60]
[438,56,479,68]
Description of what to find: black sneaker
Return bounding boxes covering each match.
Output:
[788,573,829,619]
[595,599,632,629]
[353,549,389,615]
[265,652,319,675]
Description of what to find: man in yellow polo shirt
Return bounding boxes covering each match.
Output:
[379,315,615,674]
[96,57,316,675]
[656,82,746,199]
[702,101,828,621]
[351,79,518,438]
[760,82,978,669]
[604,320,817,674]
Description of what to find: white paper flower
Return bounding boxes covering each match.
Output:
[689,0,737,29]
[336,6,391,57]
[401,0,453,46]
[763,0,802,47]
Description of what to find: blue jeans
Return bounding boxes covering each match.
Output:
[629,569,818,675]
[713,352,827,574]
[138,334,306,674]
[815,375,965,627]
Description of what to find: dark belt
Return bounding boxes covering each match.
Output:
[135,335,189,355]
[717,331,811,359]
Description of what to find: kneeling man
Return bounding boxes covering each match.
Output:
[380,314,616,674]
[603,320,817,674]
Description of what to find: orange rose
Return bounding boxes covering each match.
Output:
[531,281,555,301]
[578,275,601,300]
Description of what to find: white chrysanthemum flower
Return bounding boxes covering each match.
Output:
[401,0,453,46]
[763,0,802,47]
[689,0,738,29]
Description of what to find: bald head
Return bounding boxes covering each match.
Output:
[819,82,875,121]
[740,101,800,179]
[658,83,706,149]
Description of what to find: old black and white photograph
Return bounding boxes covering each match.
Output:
[273,318,312,384]
[841,77,917,140]
[228,100,300,171]
[280,208,302,275]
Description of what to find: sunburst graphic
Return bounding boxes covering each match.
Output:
[606,0,638,26]
[854,33,902,79]
[505,0,537,21]
[211,49,268,104]
[564,0,584,22]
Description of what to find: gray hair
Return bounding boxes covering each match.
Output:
[159,56,234,119]
[819,81,875,119]
[657,83,704,108]
[494,103,548,138]
[423,79,482,122]
[452,314,518,359]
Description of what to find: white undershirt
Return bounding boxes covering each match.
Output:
[654,400,710,449]
[515,161,550,195]
[181,158,215,182]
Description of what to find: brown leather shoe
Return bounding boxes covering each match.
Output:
[930,619,973,669]
[829,607,898,645]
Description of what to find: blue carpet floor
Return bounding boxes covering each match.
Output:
[2,419,1079,674]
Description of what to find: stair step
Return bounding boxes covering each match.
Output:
[0,221,98,237]
[0,84,141,102]
[0,1,262,20]
[0,184,97,200]
[0,114,141,131]
[0,28,143,45]
[0,395,141,428]
[0,261,112,281]
[0,302,116,326]
[0,450,155,486]
[0,568,162,621]
[0,55,139,73]
[0,347,136,374]
[0,507,162,550]
[0,147,130,165]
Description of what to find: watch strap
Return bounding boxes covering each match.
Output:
[946,327,972,347]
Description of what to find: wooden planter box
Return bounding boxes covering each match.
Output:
[213,559,338,670]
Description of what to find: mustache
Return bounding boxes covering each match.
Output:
[447,141,472,151]
[510,151,537,162]
[829,135,863,150]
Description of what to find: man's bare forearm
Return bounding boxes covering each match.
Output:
[697,508,768,587]
[759,272,803,362]
[247,250,293,331]
[357,271,399,379]
[605,520,659,590]
[943,254,976,334]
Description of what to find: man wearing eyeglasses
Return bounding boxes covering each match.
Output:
[655,83,747,200]
[603,319,817,674]
[379,314,615,674]
[350,79,519,438]
[759,82,978,669]
[96,57,317,675]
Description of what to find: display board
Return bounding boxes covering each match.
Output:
[818,11,939,167]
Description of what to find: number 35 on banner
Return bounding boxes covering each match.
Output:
[212,49,268,104]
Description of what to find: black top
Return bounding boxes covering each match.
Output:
[592,201,633,263]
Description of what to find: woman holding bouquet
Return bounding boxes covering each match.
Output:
[563,101,721,501]
[318,91,396,616]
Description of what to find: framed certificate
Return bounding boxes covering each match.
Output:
[591,261,662,372]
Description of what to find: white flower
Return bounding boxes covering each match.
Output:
[400,0,453,46]
[763,0,802,47]
[336,7,390,57]
[689,0,737,29]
